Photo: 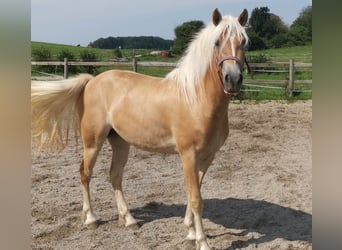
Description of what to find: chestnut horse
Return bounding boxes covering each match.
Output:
[31,8,248,250]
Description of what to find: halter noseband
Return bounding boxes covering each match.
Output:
[215,55,242,95]
[216,55,243,70]
[215,54,251,95]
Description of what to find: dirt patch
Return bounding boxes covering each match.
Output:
[31,100,312,249]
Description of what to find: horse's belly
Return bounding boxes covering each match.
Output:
[133,141,177,154]
[123,132,177,154]
[112,119,177,154]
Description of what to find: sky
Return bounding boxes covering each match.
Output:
[31,0,312,46]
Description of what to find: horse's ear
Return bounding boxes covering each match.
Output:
[238,9,248,26]
[212,8,222,26]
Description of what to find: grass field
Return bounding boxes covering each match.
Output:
[31,41,312,100]
[31,41,178,61]
[246,45,312,63]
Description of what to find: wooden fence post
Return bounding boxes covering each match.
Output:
[64,57,69,79]
[288,59,294,97]
[132,58,138,72]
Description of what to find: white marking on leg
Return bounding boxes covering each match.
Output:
[115,189,137,227]
[184,199,196,240]
[82,185,97,225]
[193,211,210,250]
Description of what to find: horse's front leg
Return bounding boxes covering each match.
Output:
[181,150,211,250]
[184,194,196,240]
[184,169,207,241]
[184,155,214,242]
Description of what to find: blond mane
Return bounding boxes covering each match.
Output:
[166,15,248,103]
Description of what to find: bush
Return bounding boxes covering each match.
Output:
[32,46,51,61]
[79,50,98,74]
[57,49,77,73]
[269,33,289,48]
[287,26,311,46]
[113,48,123,58]
[246,53,269,63]
[246,30,266,51]
[32,47,55,73]
[57,49,75,61]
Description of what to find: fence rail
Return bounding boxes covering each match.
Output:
[31,58,312,96]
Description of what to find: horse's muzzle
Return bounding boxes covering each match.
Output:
[216,55,244,95]
[222,71,243,95]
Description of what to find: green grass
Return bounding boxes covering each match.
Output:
[32,41,119,60]
[241,45,312,100]
[246,45,312,63]
[240,69,312,101]
[31,41,179,61]
[238,85,312,101]
[31,41,312,100]
[32,41,312,63]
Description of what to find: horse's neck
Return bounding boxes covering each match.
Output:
[191,68,230,146]
[198,66,230,116]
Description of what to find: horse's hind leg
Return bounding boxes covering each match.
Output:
[80,122,110,226]
[107,131,138,227]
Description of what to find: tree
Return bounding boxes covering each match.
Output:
[246,30,266,51]
[172,20,204,54]
[287,25,310,46]
[247,6,289,49]
[89,36,173,50]
[288,6,312,45]
[266,15,289,48]
[248,7,271,37]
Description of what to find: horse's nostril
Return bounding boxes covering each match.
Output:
[238,74,243,84]
[224,73,241,84]
[225,74,230,82]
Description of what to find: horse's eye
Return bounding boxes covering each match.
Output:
[240,38,246,46]
[215,39,220,47]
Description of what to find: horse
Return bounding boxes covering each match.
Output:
[31,8,249,250]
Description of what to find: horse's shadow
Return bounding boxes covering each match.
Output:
[130,198,312,249]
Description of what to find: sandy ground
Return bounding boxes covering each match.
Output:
[31,100,312,250]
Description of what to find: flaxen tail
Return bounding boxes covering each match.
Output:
[31,74,94,153]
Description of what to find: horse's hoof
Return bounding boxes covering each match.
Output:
[126,222,141,230]
[183,239,196,250]
[85,220,99,229]
[118,216,126,227]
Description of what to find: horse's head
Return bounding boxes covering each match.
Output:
[212,8,248,96]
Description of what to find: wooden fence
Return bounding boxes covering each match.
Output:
[31,58,312,97]
[244,59,312,96]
